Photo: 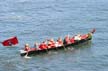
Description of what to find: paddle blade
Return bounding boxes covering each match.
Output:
[1,36,18,46]
[24,55,31,59]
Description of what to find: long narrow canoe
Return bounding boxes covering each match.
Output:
[20,29,95,56]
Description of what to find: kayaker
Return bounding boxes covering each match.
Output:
[24,43,30,51]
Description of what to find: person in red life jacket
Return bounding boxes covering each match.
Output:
[47,38,55,48]
[39,41,48,50]
[63,35,71,45]
[24,43,30,51]
[70,37,75,44]
[56,37,63,47]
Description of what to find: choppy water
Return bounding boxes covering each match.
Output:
[0,0,108,71]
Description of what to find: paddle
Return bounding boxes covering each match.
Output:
[62,41,67,51]
[62,44,67,51]
[20,50,31,58]
[24,51,31,59]
[45,47,49,53]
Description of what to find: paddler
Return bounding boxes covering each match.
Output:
[47,38,55,48]
[39,41,48,50]
[34,42,40,50]
[74,34,81,41]
[56,37,63,47]
[24,43,30,51]
[63,35,71,44]
[70,37,75,44]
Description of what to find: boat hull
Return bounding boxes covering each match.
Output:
[20,37,92,56]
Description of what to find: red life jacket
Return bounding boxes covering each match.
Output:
[48,41,55,48]
[51,41,55,47]
[24,47,30,51]
[58,40,63,45]
[65,37,71,44]
[39,43,48,50]
[43,43,48,49]
[70,37,75,43]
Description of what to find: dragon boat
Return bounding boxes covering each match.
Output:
[20,29,95,56]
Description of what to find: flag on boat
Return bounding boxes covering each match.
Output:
[1,36,18,46]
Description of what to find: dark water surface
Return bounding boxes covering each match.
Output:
[0,0,108,71]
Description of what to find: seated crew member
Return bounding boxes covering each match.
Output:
[47,38,55,48]
[74,34,81,41]
[56,37,63,47]
[34,42,41,50]
[63,35,71,44]
[70,37,75,44]
[39,41,48,50]
[24,43,30,51]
